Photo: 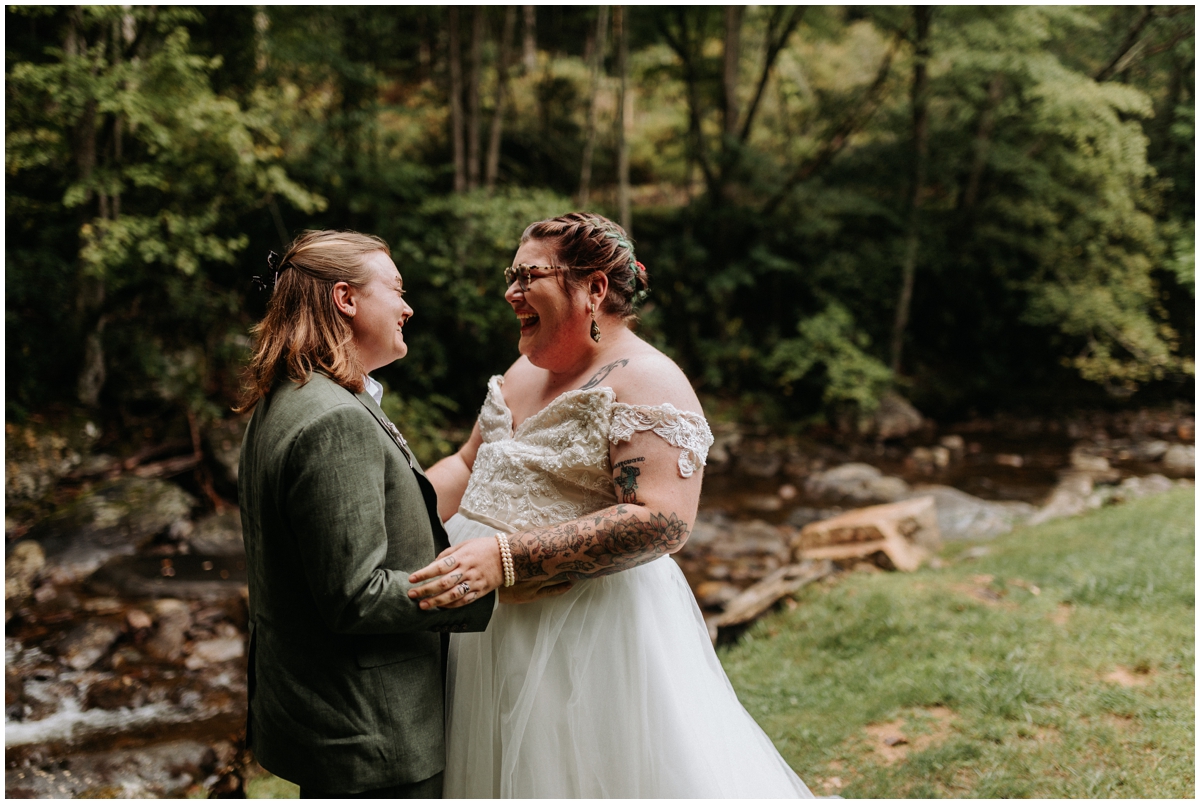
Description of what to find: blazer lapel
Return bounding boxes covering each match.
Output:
[352,391,416,470]
[350,389,450,550]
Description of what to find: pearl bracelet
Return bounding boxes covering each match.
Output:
[495,532,516,588]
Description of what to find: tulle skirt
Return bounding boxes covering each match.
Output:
[443,512,814,798]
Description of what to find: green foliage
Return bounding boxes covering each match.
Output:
[721,489,1195,797]
[766,302,893,412]
[4,5,1193,428]
[381,188,573,405]
[6,5,319,420]
[378,385,459,469]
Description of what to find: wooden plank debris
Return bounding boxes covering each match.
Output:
[793,495,940,572]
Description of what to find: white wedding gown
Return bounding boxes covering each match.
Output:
[443,376,814,798]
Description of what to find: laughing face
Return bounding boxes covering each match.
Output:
[347,250,413,372]
[504,239,592,368]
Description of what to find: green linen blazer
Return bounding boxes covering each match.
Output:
[238,371,493,792]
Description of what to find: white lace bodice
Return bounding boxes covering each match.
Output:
[458,375,714,531]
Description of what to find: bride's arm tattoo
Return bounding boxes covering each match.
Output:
[509,504,690,583]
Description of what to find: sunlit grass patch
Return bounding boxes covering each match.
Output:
[722,488,1195,798]
[243,762,299,799]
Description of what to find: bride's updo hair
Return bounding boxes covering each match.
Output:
[520,212,649,319]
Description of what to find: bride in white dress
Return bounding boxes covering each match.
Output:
[409,213,813,798]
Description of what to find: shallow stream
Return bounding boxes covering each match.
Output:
[5,411,1193,797]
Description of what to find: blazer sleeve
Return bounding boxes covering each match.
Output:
[283,403,494,635]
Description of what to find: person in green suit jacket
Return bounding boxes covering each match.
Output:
[236,230,495,798]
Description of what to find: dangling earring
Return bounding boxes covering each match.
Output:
[590,302,602,343]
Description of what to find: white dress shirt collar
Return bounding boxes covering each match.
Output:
[363,375,384,407]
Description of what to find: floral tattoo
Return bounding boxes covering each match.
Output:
[509,504,690,584]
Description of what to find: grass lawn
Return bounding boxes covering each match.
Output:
[721,488,1195,798]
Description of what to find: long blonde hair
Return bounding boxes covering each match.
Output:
[235,230,389,412]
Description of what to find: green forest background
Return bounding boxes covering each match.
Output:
[6,5,1194,457]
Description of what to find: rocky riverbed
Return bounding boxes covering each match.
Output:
[4,405,1194,797]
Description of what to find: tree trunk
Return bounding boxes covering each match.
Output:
[740,6,806,144]
[77,314,108,408]
[485,6,517,191]
[522,5,537,73]
[890,7,932,379]
[961,72,1003,211]
[578,6,610,208]
[68,9,107,407]
[762,29,902,217]
[1093,6,1156,82]
[615,6,632,233]
[466,6,484,190]
[658,11,717,198]
[254,10,270,73]
[449,7,466,192]
[722,6,743,140]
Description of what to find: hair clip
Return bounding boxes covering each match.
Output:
[252,250,284,292]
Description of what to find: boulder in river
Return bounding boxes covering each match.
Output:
[83,675,149,711]
[864,392,924,441]
[1108,473,1178,503]
[734,443,783,479]
[87,554,247,601]
[55,620,123,671]
[5,739,220,798]
[1131,439,1170,462]
[4,417,101,507]
[27,477,196,581]
[787,507,843,529]
[187,509,245,556]
[184,636,244,670]
[1028,472,1098,526]
[1163,444,1195,474]
[709,520,792,563]
[205,415,249,485]
[804,463,910,505]
[898,485,1035,541]
[145,599,191,662]
[5,541,45,619]
[685,516,726,548]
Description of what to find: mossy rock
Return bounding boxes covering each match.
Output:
[27,477,196,579]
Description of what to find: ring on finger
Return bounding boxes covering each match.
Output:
[458,581,470,596]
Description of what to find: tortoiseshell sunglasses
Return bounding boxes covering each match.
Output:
[503,263,568,292]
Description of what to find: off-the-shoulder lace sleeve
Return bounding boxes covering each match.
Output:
[609,403,714,478]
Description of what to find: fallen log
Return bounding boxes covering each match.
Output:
[65,439,194,480]
[121,439,193,472]
[793,495,940,572]
[710,559,834,641]
[131,454,202,479]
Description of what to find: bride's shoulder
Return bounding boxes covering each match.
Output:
[498,356,541,395]
[608,339,704,417]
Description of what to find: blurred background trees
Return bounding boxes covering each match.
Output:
[6,5,1194,454]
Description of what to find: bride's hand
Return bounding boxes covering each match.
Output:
[408,539,505,609]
